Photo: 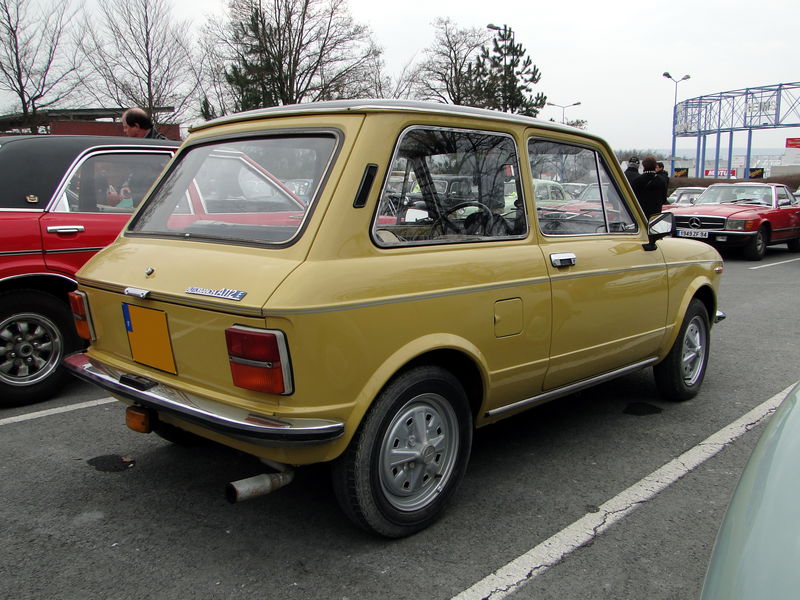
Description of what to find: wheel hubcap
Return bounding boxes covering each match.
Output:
[379,393,459,512]
[680,316,707,386]
[0,313,62,386]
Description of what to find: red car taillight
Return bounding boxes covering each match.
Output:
[68,290,95,340]
[225,326,292,395]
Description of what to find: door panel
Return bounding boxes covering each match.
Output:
[542,238,667,389]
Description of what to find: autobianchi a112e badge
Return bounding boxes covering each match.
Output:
[185,286,247,301]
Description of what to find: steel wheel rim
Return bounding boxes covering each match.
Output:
[0,312,63,386]
[755,231,765,254]
[379,393,460,512]
[681,315,707,386]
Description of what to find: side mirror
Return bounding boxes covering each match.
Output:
[644,212,673,251]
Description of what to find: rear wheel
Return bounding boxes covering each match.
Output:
[786,237,800,252]
[743,226,767,260]
[654,299,710,402]
[332,366,473,538]
[0,291,80,407]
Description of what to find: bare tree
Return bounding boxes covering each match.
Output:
[75,0,199,125]
[366,55,420,100]
[197,19,238,120]
[207,0,381,113]
[415,18,490,105]
[0,0,77,132]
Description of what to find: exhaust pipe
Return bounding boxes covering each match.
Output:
[226,470,295,503]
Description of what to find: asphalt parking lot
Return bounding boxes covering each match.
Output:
[2,247,799,600]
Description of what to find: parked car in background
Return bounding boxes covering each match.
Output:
[532,178,570,206]
[666,186,706,205]
[65,100,724,537]
[701,381,800,599]
[562,182,587,198]
[667,182,800,260]
[0,135,178,406]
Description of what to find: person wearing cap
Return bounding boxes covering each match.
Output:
[632,156,668,217]
[624,156,640,186]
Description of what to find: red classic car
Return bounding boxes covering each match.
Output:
[0,135,178,406]
[667,182,800,260]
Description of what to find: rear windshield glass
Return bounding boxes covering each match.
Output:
[129,134,337,244]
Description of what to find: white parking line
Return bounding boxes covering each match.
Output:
[0,397,117,427]
[452,383,796,600]
[749,257,800,270]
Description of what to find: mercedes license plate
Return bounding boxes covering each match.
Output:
[677,229,709,239]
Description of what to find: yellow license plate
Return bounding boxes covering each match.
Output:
[122,303,177,374]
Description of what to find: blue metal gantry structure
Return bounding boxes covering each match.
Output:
[672,82,800,178]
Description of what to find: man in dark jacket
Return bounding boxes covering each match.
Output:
[122,108,167,140]
[624,156,640,186]
[632,156,668,217]
[655,161,669,190]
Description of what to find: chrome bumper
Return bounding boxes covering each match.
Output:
[64,353,345,447]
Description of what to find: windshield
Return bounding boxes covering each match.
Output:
[696,185,772,206]
[129,135,337,245]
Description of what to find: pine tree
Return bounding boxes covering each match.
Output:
[464,25,546,117]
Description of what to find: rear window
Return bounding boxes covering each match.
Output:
[130,134,337,245]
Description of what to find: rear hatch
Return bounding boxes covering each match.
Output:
[75,120,356,409]
[79,237,306,409]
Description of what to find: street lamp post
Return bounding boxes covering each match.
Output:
[546,101,581,124]
[663,71,690,176]
[487,24,512,112]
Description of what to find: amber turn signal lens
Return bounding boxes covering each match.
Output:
[125,405,152,433]
[67,290,94,340]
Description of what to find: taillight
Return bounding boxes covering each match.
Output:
[68,290,95,340]
[225,326,292,395]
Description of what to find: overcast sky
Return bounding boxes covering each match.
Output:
[28,0,799,152]
[175,0,798,152]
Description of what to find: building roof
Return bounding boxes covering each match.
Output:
[0,107,175,133]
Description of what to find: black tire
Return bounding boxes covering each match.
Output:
[743,226,767,261]
[654,299,710,402]
[0,291,81,407]
[332,365,473,538]
[786,237,800,252]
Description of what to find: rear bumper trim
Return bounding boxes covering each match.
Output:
[64,353,344,447]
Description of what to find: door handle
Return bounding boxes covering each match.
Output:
[47,225,85,234]
[550,252,577,268]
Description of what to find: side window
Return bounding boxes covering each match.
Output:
[372,127,527,246]
[54,152,171,214]
[528,139,638,236]
[777,187,792,207]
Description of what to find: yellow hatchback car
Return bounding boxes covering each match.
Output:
[66,100,725,537]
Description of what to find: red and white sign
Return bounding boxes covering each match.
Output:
[786,138,800,149]
[705,169,737,178]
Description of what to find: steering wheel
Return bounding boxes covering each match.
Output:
[430,201,493,237]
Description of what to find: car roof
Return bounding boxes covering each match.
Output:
[191,98,600,141]
[0,135,178,210]
[707,182,778,187]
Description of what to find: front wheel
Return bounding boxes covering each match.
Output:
[332,366,473,538]
[0,291,81,407]
[743,226,767,261]
[654,299,710,402]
